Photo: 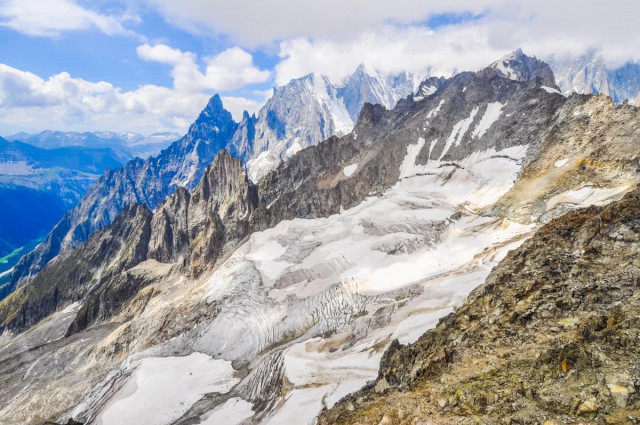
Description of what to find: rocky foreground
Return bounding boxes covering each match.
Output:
[319,186,640,424]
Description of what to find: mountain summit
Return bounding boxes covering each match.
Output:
[489,48,558,89]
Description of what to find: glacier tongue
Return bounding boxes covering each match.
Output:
[75,142,534,425]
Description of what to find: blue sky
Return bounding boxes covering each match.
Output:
[0,0,637,135]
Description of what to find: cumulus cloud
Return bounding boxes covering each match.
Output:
[272,0,640,86]
[137,44,270,92]
[0,63,265,135]
[2,0,638,135]
[0,0,137,37]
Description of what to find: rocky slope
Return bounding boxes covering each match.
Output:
[0,151,256,335]
[1,54,639,425]
[319,185,640,425]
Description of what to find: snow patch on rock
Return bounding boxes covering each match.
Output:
[343,163,358,177]
[471,102,505,139]
[439,106,479,159]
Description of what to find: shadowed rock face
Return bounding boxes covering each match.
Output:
[319,186,640,425]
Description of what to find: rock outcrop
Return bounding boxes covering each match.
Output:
[489,48,558,89]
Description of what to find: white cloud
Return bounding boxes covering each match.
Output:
[274,25,508,86]
[0,63,265,135]
[137,43,194,65]
[137,44,270,92]
[220,96,263,120]
[146,0,640,68]
[0,0,137,37]
[204,48,272,92]
[145,0,487,46]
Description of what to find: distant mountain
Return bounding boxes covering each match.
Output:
[6,130,180,159]
[549,50,640,103]
[242,67,424,181]
[0,137,126,177]
[0,137,128,284]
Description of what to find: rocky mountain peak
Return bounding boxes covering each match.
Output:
[489,48,558,89]
[355,102,387,128]
[186,94,237,140]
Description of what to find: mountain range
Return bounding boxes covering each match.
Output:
[0,137,130,292]
[3,64,424,295]
[0,131,179,284]
[1,49,639,425]
[5,131,179,160]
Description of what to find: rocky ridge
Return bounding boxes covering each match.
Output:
[0,151,256,334]
[6,95,237,292]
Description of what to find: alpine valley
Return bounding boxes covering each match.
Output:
[1,50,639,425]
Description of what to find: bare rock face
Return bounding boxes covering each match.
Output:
[319,186,640,425]
[0,203,153,333]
